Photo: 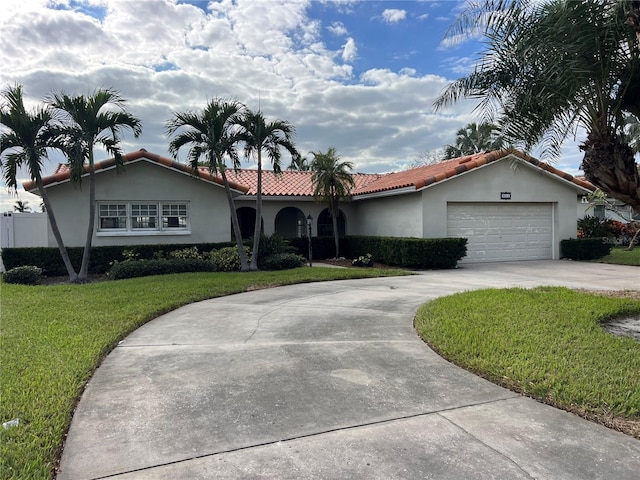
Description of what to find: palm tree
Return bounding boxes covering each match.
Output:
[0,84,78,281]
[48,88,142,282]
[434,0,640,213]
[13,200,32,212]
[443,122,506,159]
[310,147,355,258]
[237,109,299,270]
[625,114,640,154]
[287,153,311,171]
[166,98,250,271]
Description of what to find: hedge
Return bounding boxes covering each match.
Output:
[560,238,613,261]
[2,236,468,274]
[288,235,467,269]
[344,236,467,269]
[0,242,236,276]
[108,258,216,280]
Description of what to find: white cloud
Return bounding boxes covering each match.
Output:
[341,38,357,63]
[327,21,348,36]
[381,9,407,24]
[0,0,497,186]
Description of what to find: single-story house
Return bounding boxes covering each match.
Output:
[23,148,594,263]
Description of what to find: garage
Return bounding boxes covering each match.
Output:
[447,202,553,263]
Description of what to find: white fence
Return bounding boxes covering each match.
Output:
[0,212,48,271]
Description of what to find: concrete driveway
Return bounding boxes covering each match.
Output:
[57,261,640,479]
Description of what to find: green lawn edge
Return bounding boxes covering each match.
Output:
[415,286,640,436]
[591,246,640,266]
[0,267,407,480]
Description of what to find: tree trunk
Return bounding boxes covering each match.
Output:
[37,178,78,282]
[250,150,262,271]
[627,228,640,251]
[78,155,96,283]
[580,130,640,213]
[330,194,340,258]
[220,164,249,271]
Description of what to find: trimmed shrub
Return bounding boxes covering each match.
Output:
[577,215,614,238]
[260,253,306,270]
[345,236,467,269]
[107,258,215,280]
[208,246,251,272]
[167,246,203,259]
[560,238,612,260]
[3,265,43,285]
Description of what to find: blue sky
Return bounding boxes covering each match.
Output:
[0,0,583,211]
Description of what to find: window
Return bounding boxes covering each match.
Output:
[99,204,127,230]
[162,204,188,229]
[131,204,157,229]
[97,202,189,235]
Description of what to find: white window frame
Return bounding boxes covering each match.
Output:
[98,204,127,231]
[96,201,190,236]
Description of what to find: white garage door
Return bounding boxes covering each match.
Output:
[447,203,553,263]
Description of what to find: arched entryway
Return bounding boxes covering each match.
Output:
[274,207,307,238]
[317,208,346,237]
[234,207,263,240]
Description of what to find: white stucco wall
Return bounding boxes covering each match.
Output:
[351,192,423,237]
[42,160,232,247]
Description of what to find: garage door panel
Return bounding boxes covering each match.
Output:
[447,203,552,263]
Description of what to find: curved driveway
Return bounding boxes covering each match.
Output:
[58,261,640,479]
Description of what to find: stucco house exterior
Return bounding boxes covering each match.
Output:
[23,148,594,263]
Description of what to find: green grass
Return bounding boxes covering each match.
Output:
[415,287,640,428]
[0,267,406,480]
[593,246,640,266]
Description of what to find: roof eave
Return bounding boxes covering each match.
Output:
[353,186,416,200]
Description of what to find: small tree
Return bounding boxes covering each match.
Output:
[310,147,355,258]
[166,98,250,271]
[1,84,78,281]
[443,122,506,159]
[48,88,142,282]
[237,109,299,270]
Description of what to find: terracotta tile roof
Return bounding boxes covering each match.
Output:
[22,149,249,193]
[22,148,594,196]
[221,168,382,196]
[353,149,595,195]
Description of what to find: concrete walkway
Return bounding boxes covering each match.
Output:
[57,261,640,479]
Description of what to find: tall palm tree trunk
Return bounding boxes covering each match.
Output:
[331,210,340,258]
[250,150,262,271]
[37,177,78,282]
[220,164,249,271]
[78,158,96,282]
[580,130,640,213]
[330,191,340,258]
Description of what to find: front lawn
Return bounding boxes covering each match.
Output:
[0,267,406,480]
[415,287,640,438]
[593,246,640,266]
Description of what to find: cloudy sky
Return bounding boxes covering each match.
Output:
[0,0,585,212]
